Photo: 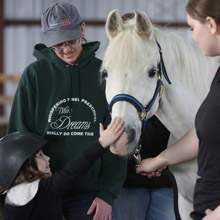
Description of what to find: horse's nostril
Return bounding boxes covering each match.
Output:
[128,128,136,143]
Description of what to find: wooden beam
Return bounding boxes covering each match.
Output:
[0,95,14,104]
[0,116,9,125]
[0,74,21,82]
[4,19,189,28]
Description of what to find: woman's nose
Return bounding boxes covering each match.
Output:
[45,155,50,161]
[63,45,72,53]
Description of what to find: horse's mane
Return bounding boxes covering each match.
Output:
[102,18,219,95]
[154,27,218,93]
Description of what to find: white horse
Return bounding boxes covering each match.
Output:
[101,9,220,220]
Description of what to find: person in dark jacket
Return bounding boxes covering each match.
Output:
[0,117,124,220]
[7,2,127,220]
[112,116,175,220]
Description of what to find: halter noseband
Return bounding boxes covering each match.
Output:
[108,42,171,123]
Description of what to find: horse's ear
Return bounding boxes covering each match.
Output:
[134,10,152,38]
[106,9,123,40]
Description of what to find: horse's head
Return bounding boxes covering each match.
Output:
[102,10,164,156]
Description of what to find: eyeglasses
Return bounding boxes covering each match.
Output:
[51,38,81,53]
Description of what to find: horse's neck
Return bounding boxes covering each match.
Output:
[156,86,203,139]
[154,28,219,139]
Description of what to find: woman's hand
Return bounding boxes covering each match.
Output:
[136,157,166,178]
[202,205,220,220]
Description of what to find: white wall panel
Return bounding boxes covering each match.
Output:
[5,0,188,20]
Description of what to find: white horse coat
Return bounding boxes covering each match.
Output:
[102,9,220,219]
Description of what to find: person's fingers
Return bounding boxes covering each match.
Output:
[87,200,96,215]
[155,170,162,177]
[115,118,123,130]
[111,117,124,135]
[109,117,117,130]
[140,172,153,178]
[137,168,161,178]
[113,117,122,129]
[136,163,146,173]
[99,123,104,134]
[205,208,212,215]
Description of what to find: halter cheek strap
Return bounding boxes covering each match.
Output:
[108,78,163,123]
[157,42,171,84]
[108,41,171,125]
[108,42,171,122]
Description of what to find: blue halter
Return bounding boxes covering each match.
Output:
[108,42,171,123]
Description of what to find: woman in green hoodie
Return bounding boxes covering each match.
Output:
[7,2,127,220]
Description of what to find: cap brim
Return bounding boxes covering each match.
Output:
[43,25,82,47]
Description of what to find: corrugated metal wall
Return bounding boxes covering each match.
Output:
[3,0,190,117]
[4,0,190,70]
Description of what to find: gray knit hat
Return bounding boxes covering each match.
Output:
[41,2,83,47]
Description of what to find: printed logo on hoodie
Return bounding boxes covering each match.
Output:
[47,97,97,137]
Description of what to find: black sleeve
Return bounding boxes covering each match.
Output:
[40,141,106,195]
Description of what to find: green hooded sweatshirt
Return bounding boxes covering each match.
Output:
[8,41,127,205]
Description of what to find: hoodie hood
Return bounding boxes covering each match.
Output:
[33,41,100,68]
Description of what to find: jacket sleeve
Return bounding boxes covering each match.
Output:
[7,66,37,134]
[41,141,107,195]
[96,113,128,206]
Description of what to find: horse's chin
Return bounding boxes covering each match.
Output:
[110,145,138,157]
[110,145,128,156]
[109,132,138,156]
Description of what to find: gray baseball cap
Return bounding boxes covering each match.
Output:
[41,2,83,47]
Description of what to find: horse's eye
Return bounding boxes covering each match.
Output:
[148,68,157,78]
[102,69,108,79]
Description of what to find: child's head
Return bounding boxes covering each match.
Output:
[0,131,49,191]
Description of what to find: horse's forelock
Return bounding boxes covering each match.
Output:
[121,13,134,23]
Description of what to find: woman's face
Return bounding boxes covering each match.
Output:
[53,23,86,65]
[54,39,84,65]
[35,150,51,175]
[187,14,219,56]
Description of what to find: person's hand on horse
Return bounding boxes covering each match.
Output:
[99,117,124,148]
[87,197,112,220]
[202,205,220,220]
[136,157,166,178]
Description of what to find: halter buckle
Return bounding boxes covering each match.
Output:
[140,109,147,121]
[158,81,164,98]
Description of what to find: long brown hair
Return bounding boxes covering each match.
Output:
[186,0,220,25]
